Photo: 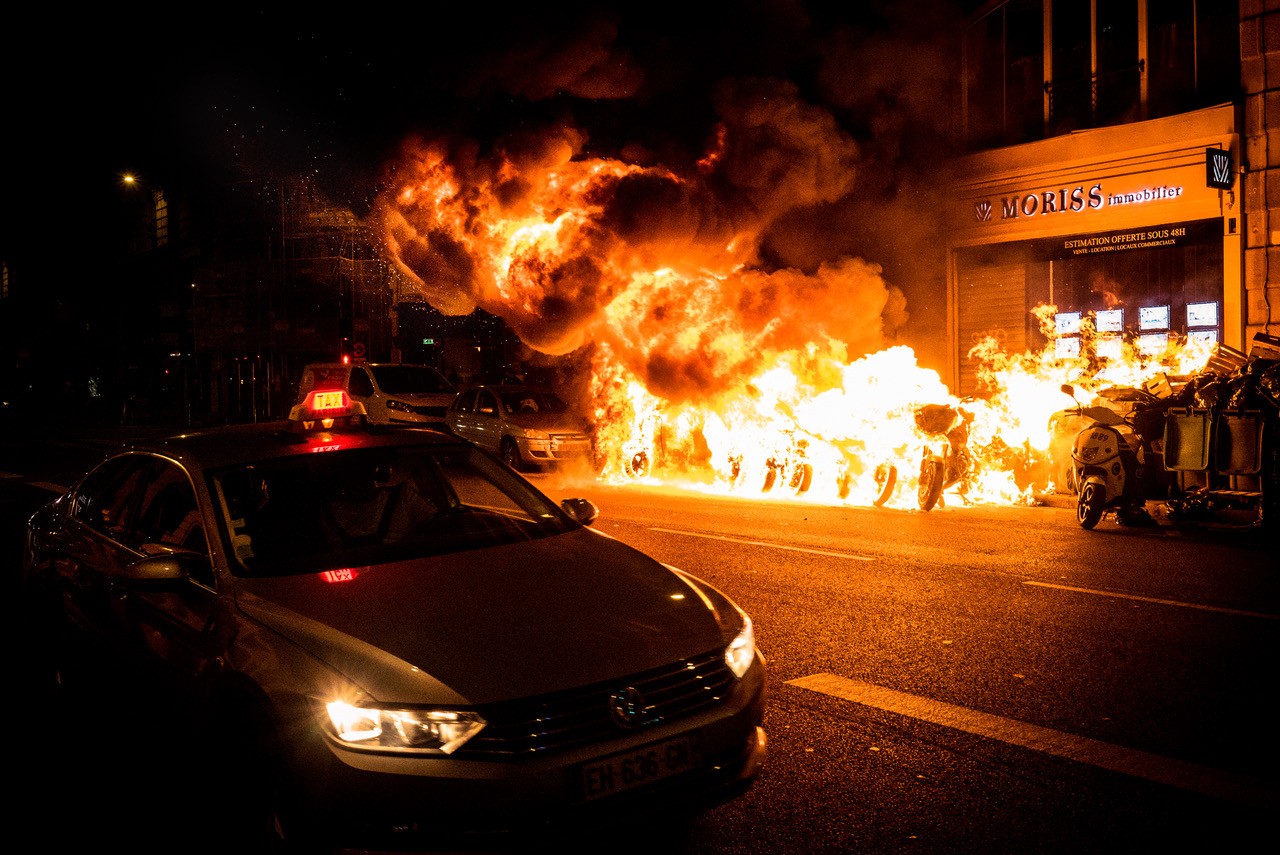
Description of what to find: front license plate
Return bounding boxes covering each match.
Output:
[579,737,695,801]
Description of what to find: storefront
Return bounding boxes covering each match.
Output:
[947,104,1240,394]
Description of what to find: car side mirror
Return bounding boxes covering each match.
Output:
[560,497,599,526]
[123,553,204,590]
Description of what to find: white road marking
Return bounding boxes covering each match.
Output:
[648,527,874,561]
[786,673,1278,809]
[1024,580,1279,620]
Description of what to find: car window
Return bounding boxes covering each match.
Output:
[210,444,575,577]
[451,389,477,414]
[349,367,375,397]
[476,390,499,417]
[497,390,567,414]
[135,461,208,553]
[369,365,454,395]
[71,455,155,546]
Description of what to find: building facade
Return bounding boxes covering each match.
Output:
[947,0,1277,394]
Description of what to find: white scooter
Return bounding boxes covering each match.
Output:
[1060,384,1155,529]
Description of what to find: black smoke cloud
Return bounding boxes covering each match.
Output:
[4,1,967,383]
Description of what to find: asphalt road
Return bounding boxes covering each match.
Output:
[4,426,1277,854]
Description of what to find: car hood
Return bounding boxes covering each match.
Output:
[232,528,728,704]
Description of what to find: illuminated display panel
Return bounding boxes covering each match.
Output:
[1095,309,1123,333]
[1055,312,1081,336]
[1186,302,1218,327]
[1189,328,1219,344]
[1138,305,1170,331]
[1095,335,1123,360]
[1138,332,1169,354]
[1054,336,1080,359]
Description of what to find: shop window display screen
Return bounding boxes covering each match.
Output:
[1055,312,1082,336]
[1138,332,1169,354]
[1186,302,1218,328]
[1096,336,1123,360]
[1095,309,1124,333]
[1138,305,1170,331]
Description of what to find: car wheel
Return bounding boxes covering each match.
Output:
[917,459,944,511]
[500,438,523,471]
[1077,482,1105,529]
[207,696,315,855]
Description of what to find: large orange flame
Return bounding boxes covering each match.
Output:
[376,133,1213,509]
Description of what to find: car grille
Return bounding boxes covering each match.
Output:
[459,649,734,758]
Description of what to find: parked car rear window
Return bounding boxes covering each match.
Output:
[368,365,454,395]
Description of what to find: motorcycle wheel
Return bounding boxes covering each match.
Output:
[627,451,650,478]
[917,459,944,511]
[836,472,852,500]
[873,462,897,507]
[789,463,813,494]
[1078,482,1105,529]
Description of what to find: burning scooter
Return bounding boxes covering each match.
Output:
[914,399,977,511]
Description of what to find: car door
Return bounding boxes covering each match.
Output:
[447,388,480,442]
[469,389,505,452]
[54,454,156,640]
[114,457,224,683]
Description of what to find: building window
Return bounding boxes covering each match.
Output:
[154,189,169,248]
[963,0,1240,150]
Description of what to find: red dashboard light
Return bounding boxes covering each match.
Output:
[320,568,360,583]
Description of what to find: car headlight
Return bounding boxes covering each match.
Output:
[386,400,414,413]
[324,700,486,755]
[520,428,550,440]
[725,612,756,679]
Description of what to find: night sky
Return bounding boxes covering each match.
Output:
[3,1,970,368]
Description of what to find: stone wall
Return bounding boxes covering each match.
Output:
[1241,0,1280,344]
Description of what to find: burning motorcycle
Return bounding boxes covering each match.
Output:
[1058,383,1166,529]
[914,400,976,511]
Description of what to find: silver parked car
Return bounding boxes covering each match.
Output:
[446,384,595,471]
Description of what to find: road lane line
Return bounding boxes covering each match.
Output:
[649,527,874,561]
[786,673,1278,809]
[1023,581,1279,620]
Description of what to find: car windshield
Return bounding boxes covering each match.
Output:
[210,444,575,577]
[496,390,568,415]
[368,365,454,394]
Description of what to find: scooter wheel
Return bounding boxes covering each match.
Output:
[789,462,813,494]
[918,460,944,511]
[627,451,650,478]
[1078,482,1105,529]
[873,462,897,507]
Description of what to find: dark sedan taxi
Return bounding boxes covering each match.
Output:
[22,391,766,853]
